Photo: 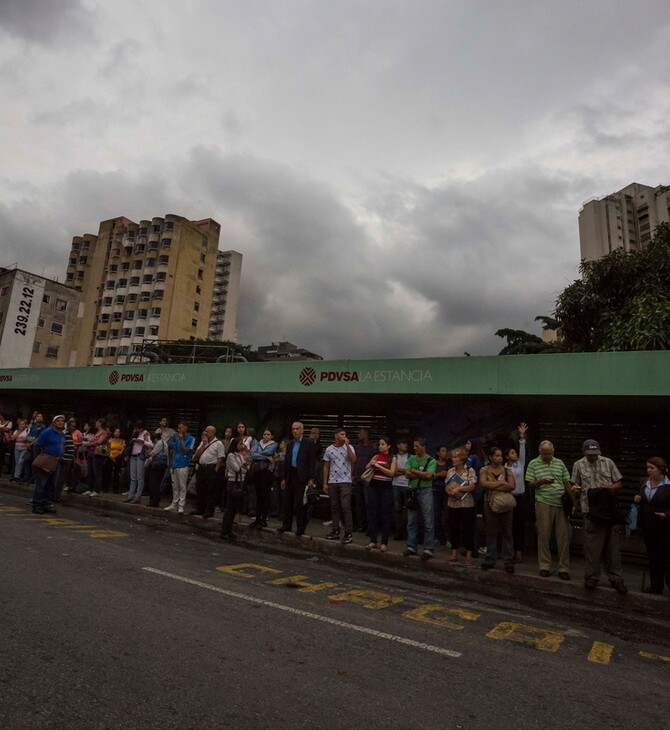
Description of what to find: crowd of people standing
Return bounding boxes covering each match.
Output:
[1,410,668,597]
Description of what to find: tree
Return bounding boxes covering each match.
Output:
[136,339,262,363]
[496,222,670,354]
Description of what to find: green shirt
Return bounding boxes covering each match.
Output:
[406,454,436,489]
[525,455,570,506]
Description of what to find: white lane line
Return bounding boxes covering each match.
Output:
[143,567,461,659]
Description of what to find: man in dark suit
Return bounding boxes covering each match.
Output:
[279,421,317,536]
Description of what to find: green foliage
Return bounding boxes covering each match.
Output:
[142,339,262,363]
[498,223,670,355]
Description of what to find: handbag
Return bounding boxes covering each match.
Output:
[32,451,60,474]
[405,489,419,510]
[360,464,375,486]
[94,444,109,456]
[489,490,517,513]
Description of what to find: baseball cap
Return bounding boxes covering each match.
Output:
[582,439,601,455]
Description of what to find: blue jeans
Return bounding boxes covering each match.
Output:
[393,483,407,510]
[407,488,435,554]
[365,480,394,545]
[128,454,145,498]
[13,449,28,480]
[32,468,57,510]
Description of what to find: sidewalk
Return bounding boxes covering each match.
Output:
[1,476,668,615]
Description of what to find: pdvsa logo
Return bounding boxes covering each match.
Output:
[0,374,13,383]
[299,367,317,387]
[109,370,144,385]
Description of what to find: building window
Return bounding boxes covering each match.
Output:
[55,299,68,312]
[50,322,64,335]
[165,221,174,231]
[191,319,198,328]
[139,227,147,236]
[143,274,153,284]
[155,272,166,282]
[122,262,130,271]
[152,225,160,233]
[103,296,113,306]
[130,276,140,286]
[117,278,128,288]
[94,347,104,358]
[126,293,138,303]
[32,341,41,354]
[149,325,159,336]
[109,264,118,274]
[119,345,129,356]
[135,327,145,337]
[114,295,124,305]
[151,307,161,316]
[37,317,45,328]
[200,252,206,263]
[66,272,74,281]
[194,301,200,312]
[111,248,121,257]
[99,314,110,324]
[107,347,117,357]
[81,240,90,249]
[196,285,201,295]
[153,290,164,300]
[124,311,134,321]
[197,269,203,280]
[122,328,132,338]
[158,255,169,264]
[133,260,143,269]
[134,244,146,254]
[106,280,115,290]
[69,257,77,266]
[146,258,156,267]
[78,256,87,265]
[96,330,107,340]
[43,294,51,304]
[76,271,84,280]
[137,308,148,318]
[161,239,171,249]
[46,345,59,359]
[110,329,119,339]
[139,292,150,302]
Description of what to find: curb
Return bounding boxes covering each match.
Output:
[2,479,668,620]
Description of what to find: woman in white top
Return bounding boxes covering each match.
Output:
[10,419,29,482]
[504,422,527,563]
[220,439,252,540]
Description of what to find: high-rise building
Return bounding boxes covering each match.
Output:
[64,214,221,366]
[0,266,80,368]
[579,182,670,261]
[208,250,242,342]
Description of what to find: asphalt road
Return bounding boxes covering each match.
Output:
[1,490,668,730]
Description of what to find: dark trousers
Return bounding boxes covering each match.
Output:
[56,460,74,499]
[365,480,393,545]
[109,458,125,493]
[512,492,528,552]
[91,454,108,492]
[254,468,273,523]
[32,469,57,510]
[196,464,220,516]
[148,464,168,507]
[447,506,476,552]
[433,487,447,544]
[352,478,367,530]
[221,480,244,536]
[642,526,670,593]
[0,439,12,474]
[282,467,308,533]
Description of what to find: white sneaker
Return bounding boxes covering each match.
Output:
[89,491,99,497]
[164,504,177,511]
[322,520,333,527]
[82,491,92,496]
[178,508,184,514]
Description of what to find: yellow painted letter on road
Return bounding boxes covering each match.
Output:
[328,589,403,610]
[404,604,480,631]
[268,575,337,592]
[486,622,564,652]
[216,563,282,579]
[587,641,614,664]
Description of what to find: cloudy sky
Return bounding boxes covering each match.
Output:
[2,0,669,359]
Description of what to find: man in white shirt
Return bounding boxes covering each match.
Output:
[323,429,357,544]
[192,425,227,518]
[392,438,410,540]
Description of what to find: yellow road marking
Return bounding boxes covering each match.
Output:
[216,563,282,578]
[268,575,338,592]
[328,589,403,610]
[404,604,480,631]
[486,622,565,652]
[639,651,670,663]
[587,641,614,664]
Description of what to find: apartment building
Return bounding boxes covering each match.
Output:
[65,214,221,366]
[208,250,242,342]
[0,266,80,368]
[579,182,670,261]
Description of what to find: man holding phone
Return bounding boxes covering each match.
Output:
[526,440,574,580]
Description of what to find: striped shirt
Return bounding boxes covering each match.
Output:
[525,456,570,506]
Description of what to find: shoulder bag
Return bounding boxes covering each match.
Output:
[33,451,60,474]
[488,469,517,513]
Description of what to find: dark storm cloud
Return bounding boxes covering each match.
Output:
[0,0,93,44]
